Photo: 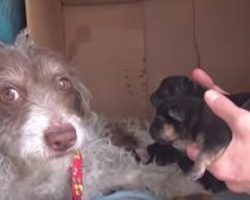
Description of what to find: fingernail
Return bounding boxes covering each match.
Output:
[205,90,220,103]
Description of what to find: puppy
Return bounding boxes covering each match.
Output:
[0,36,206,200]
[150,75,250,180]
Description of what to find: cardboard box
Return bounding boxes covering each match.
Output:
[25,0,250,119]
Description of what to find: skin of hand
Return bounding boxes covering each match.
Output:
[187,68,250,193]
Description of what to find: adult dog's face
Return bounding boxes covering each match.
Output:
[0,45,90,162]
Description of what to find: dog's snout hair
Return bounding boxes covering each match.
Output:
[0,44,91,162]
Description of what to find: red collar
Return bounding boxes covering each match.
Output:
[71,150,83,200]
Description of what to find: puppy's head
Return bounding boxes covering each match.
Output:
[150,76,205,108]
[0,43,91,163]
[150,76,205,144]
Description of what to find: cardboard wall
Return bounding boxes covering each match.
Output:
[63,3,148,118]
[26,0,250,119]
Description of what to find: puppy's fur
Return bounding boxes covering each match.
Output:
[0,37,206,199]
[150,76,250,180]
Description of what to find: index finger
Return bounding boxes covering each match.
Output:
[192,68,228,94]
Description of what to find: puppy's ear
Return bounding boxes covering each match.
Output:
[150,91,168,107]
[150,92,161,107]
[168,106,185,122]
[74,79,92,118]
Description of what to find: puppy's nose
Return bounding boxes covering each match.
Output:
[44,123,77,151]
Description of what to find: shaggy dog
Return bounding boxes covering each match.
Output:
[0,36,206,200]
[149,76,250,180]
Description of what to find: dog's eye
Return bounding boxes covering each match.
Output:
[1,88,20,102]
[57,77,71,90]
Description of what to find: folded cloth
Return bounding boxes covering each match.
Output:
[92,190,250,200]
[91,190,159,200]
[173,194,212,200]
[213,191,250,200]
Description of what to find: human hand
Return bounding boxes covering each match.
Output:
[187,68,250,193]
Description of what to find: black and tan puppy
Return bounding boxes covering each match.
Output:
[150,75,250,180]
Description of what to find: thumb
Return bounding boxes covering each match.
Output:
[204,90,242,128]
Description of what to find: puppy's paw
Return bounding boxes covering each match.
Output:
[187,151,214,181]
[133,148,151,164]
[188,165,206,181]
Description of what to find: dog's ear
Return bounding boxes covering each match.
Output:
[14,29,35,52]
[168,106,185,122]
[73,79,92,118]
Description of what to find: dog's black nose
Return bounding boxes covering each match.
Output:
[44,123,77,151]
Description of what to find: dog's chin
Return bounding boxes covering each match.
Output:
[48,149,75,159]
[46,142,83,160]
[19,143,82,164]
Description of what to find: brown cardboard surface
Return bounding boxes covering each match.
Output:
[62,0,145,5]
[25,0,64,54]
[63,3,148,118]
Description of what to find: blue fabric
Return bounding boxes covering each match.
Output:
[91,191,159,200]
[91,190,250,200]
[0,0,26,44]
[213,191,250,200]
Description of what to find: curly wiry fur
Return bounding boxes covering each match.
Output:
[0,34,206,200]
[81,114,206,199]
